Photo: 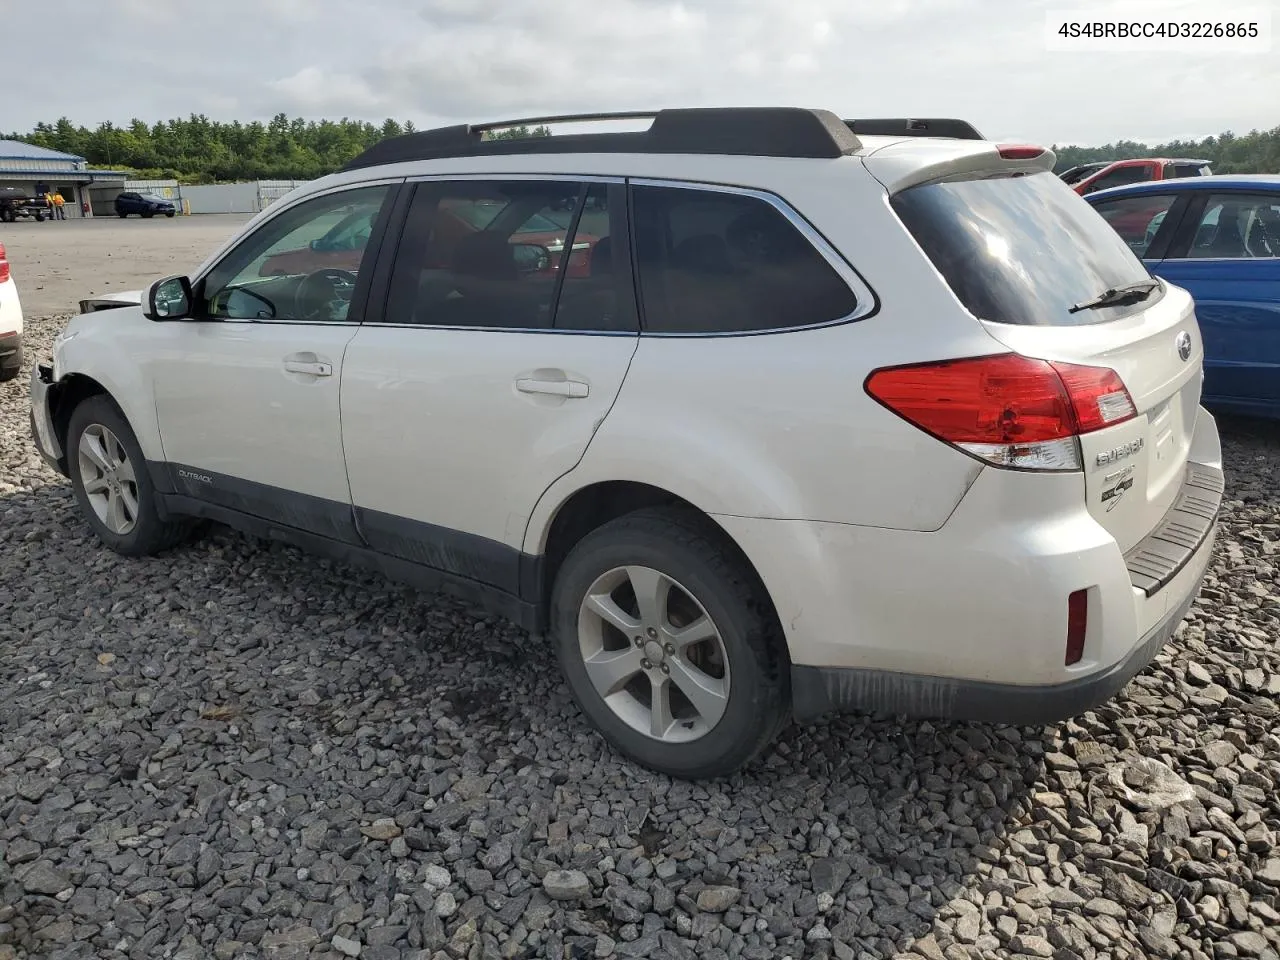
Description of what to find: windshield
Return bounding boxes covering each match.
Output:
[891,170,1159,326]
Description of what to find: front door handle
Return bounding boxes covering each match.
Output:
[516,378,589,399]
[283,354,333,377]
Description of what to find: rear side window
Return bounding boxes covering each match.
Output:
[631,184,856,334]
[1186,194,1280,259]
[382,180,634,333]
[1083,165,1154,194]
[893,171,1158,326]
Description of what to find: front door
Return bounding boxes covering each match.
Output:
[340,177,638,593]
[152,182,397,540]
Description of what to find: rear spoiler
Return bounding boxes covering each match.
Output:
[845,118,985,141]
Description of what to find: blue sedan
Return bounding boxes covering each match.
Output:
[1085,174,1280,419]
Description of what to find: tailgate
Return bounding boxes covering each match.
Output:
[983,283,1203,553]
[889,167,1208,555]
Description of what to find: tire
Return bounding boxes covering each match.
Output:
[165,211,176,218]
[118,211,128,218]
[35,212,45,222]
[67,395,191,556]
[551,507,788,779]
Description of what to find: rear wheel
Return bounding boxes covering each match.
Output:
[551,507,788,779]
[117,211,127,218]
[67,396,191,556]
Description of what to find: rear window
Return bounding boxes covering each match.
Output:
[892,171,1160,326]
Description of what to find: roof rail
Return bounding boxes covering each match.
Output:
[845,118,985,141]
[340,107,863,171]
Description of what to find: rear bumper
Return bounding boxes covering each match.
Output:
[789,517,1215,724]
[0,331,22,382]
[715,405,1224,725]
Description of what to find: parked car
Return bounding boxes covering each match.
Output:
[0,242,24,382]
[30,108,1222,778]
[1073,157,1212,196]
[0,186,48,222]
[1086,174,1280,419]
[1059,161,1110,186]
[115,192,177,218]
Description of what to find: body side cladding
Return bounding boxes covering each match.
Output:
[154,464,549,632]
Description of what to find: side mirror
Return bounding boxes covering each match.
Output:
[146,275,193,321]
[511,243,552,274]
[310,238,327,251]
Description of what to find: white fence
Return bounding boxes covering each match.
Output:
[182,180,308,215]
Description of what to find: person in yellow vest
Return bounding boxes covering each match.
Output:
[43,191,55,221]
[52,191,66,220]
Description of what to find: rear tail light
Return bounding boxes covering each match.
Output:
[1066,589,1088,665]
[864,353,1137,472]
[0,243,9,283]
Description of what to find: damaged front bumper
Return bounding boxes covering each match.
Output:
[30,362,66,476]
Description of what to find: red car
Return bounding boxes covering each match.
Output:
[1073,157,1212,196]
[260,200,599,279]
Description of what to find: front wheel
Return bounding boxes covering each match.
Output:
[165,211,176,218]
[551,507,788,779]
[67,395,192,556]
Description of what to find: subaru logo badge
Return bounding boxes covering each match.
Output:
[1176,331,1192,362]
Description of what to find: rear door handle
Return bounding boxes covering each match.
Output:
[516,378,589,398]
[283,355,333,377]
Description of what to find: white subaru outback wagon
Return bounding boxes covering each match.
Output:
[30,109,1223,779]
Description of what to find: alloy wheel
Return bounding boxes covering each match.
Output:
[77,423,140,536]
[576,565,731,742]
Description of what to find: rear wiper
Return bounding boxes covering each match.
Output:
[1069,280,1160,314]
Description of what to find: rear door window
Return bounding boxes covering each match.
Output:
[892,170,1160,326]
[1184,194,1280,259]
[381,179,635,333]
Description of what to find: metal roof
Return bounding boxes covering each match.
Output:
[0,168,128,180]
[1087,173,1280,200]
[0,139,86,162]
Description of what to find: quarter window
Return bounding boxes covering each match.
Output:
[1091,194,1177,258]
[201,185,391,323]
[1186,194,1280,259]
[630,184,856,334]
[382,180,633,332]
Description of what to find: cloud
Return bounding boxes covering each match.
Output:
[3,0,1276,146]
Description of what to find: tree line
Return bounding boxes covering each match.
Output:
[5,115,551,184]
[1051,125,1280,174]
[6,113,1276,183]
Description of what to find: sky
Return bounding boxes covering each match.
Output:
[6,0,1276,147]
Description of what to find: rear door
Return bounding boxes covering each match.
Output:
[1154,191,1280,411]
[892,170,1205,554]
[339,177,638,593]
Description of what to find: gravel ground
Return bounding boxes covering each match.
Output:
[2,313,1280,960]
